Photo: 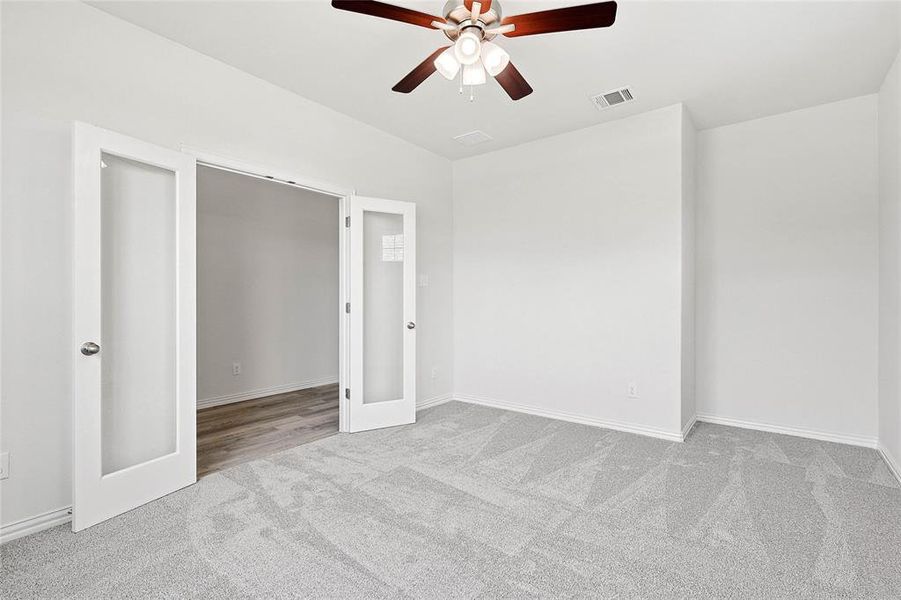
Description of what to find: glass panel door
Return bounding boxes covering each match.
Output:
[348,197,416,432]
[73,123,196,531]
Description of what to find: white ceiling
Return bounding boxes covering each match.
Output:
[91,0,900,159]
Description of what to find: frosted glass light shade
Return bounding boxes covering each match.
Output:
[480,41,510,77]
[462,62,487,86]
[454,31,482,66]
[434,47,460,80]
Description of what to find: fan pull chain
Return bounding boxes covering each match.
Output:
[469,86,474,102]
[459,70,463,95]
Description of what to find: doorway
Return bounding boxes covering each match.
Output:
[195,164,341,477]
[72,123,419,531]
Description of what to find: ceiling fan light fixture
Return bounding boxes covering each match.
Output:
[434,47,460,80]
[480,41,510,77]
[454,30,482,65]
[462,61,487,85]
[333,0,619,102]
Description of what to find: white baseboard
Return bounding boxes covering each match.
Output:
[877,442,901,485]
[681,416,698,440]
[197,377,339,410]
[417,393,454,411]
[694,412,879,449]
[453,394,685,442]
[1,507,71,545]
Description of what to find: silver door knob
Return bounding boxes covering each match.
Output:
[406,322,416,330]
[80,342,100,356]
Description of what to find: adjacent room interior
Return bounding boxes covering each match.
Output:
[1,0,900,598]
[195,165,340,477]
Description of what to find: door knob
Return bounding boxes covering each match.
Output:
[80,342,100,356]
[406,322,416,330]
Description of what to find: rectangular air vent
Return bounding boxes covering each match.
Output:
[453,130,493,146]
[590,87,634,110]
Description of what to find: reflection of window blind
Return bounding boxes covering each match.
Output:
[381,234,404,262]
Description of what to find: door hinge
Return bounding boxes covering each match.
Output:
[345,388,350,400]
[345,216,351,228]
[345,302,351,314]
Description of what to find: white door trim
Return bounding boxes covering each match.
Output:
[179,146,354,432]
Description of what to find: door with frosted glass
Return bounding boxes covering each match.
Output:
[348,196,416,432]
[72,123,196,531]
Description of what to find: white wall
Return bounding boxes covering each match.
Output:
[453,104,693,438]
[197,167,338,405]
[696,95,880,442]
[878,45,901,471]
[0,1,453,529]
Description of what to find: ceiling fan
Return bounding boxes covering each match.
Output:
[331,0,618,101]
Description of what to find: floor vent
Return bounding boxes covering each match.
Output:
[590,87,634,110]
[453,130,493,146]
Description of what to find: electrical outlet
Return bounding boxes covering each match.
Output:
[430,366,440,380]
[232,362,241,376]
[627,382,639,399]
[418,274,430,288]
[0,452,9,480]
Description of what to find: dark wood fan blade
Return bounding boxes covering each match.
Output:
[501,1,617,37]
[392,47,450,93]
[494,62,533,101]
[331,1,443,29]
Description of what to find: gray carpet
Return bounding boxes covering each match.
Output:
[2,401,900,599]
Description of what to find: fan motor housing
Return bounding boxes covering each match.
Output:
[442,0,503,40]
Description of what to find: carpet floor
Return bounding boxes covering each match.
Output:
[2,401,900,599]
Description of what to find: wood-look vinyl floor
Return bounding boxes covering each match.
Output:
[196,383,339,478]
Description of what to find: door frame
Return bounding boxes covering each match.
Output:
[181,146,355,432]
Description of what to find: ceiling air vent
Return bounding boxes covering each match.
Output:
[453,130,493,146]
[590,87,634,110]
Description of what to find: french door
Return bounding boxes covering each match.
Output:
[71,126,417,530]
[72,123,196,531]
[347,196,417,432]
